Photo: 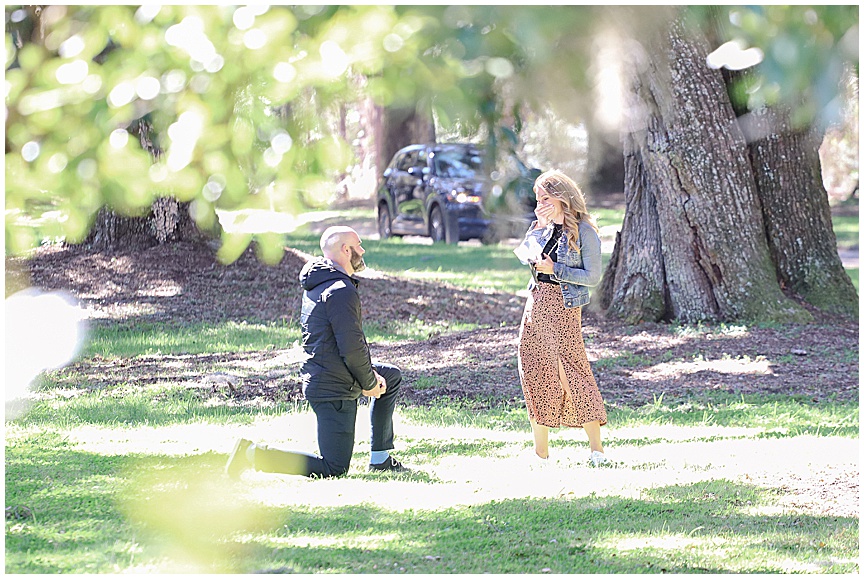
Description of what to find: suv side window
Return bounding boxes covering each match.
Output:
[395,151,417,172]
[394,150,427,174]
[412,150,428,174]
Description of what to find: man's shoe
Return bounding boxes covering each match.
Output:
[588,450,611,468]
[226,438,253,479]
[368,456,408,472]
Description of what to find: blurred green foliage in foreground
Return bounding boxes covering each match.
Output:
[5,6,857,258]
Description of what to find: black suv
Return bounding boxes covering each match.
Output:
[376,143,494,244]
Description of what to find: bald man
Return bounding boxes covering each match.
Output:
[226,226,407,478]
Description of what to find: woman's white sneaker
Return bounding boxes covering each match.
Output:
[589,450,610,468]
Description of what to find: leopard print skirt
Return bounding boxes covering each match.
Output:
[517,282,607,428]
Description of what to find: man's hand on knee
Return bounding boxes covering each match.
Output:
[364,371,387,399]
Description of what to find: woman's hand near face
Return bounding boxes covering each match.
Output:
[534,195,555,228]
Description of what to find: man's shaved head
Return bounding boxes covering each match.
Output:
[320,226,358,256]
[319,226,366,274]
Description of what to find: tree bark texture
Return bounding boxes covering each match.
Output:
[601,22,809,323]
[742,109,858,317]
[598,139,666,323]
[87,208,153,250]
[87,117,198,250]
[376,104,436,169]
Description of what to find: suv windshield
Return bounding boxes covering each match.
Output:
[431,149,484,179]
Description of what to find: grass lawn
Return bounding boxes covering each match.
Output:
[5,389,859,574]
[7,326,859,573]
[831,213,859,250]
[5,205,858,574]
[281,231,533,296]
[832,213,859,290]
[289,205,859,294]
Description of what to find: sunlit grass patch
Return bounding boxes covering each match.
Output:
[608,393,858,434]
[363,241,530,294]
[4,432,139,574]
[592,206,625,229]
[593,351,656,369]
[400,403,529,431]
[21,371,858,440]
[230,482,858,574]
[846,266,858,291]
[5,403,859,574]
[592,481,860,573]
[82,317,487,358]
[83,319,301,358]
[14,383,298,428]
[397,437,509,460]
[831,214,859,249]
[412,375,443,390]
[401,393,858,438]
[392,267,531,294]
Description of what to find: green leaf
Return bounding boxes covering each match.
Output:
[217,231,253,264]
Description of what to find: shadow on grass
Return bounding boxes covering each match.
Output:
[5,435,858,574]
[5,435,277,574]
[241,483,858,574]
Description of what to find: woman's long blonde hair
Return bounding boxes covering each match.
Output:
[534,169,598,251]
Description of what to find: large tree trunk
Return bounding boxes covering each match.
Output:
[600,21,810,324]
[743,109,858,317]
[598,140,666,323]
[372,103,436,173]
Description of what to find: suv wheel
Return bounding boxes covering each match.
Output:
[377,203,394,239]
[430,205,458,244]
[429,206,446,243]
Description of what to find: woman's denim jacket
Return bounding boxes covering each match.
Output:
[514,220,603,308]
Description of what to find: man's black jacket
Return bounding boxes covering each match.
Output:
[298,258,377,401]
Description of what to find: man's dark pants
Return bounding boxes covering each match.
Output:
[253,363,401,477]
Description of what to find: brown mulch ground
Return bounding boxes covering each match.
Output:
[9,239,858,410]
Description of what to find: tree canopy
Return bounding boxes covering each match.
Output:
[5,5,858,260]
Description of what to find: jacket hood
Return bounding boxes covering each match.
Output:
[299,258,354,291]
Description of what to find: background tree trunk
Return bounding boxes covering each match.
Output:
[600,21,810,323]
[373,103,436,172]
[86,117,198,250]
[88,209,153,250]
[586,127,625,196]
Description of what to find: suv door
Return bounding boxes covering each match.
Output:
[390,148,428,235]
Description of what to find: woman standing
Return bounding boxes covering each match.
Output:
[513,169,609,467]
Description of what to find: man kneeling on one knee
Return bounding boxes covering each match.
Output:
[225,226,407,478]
